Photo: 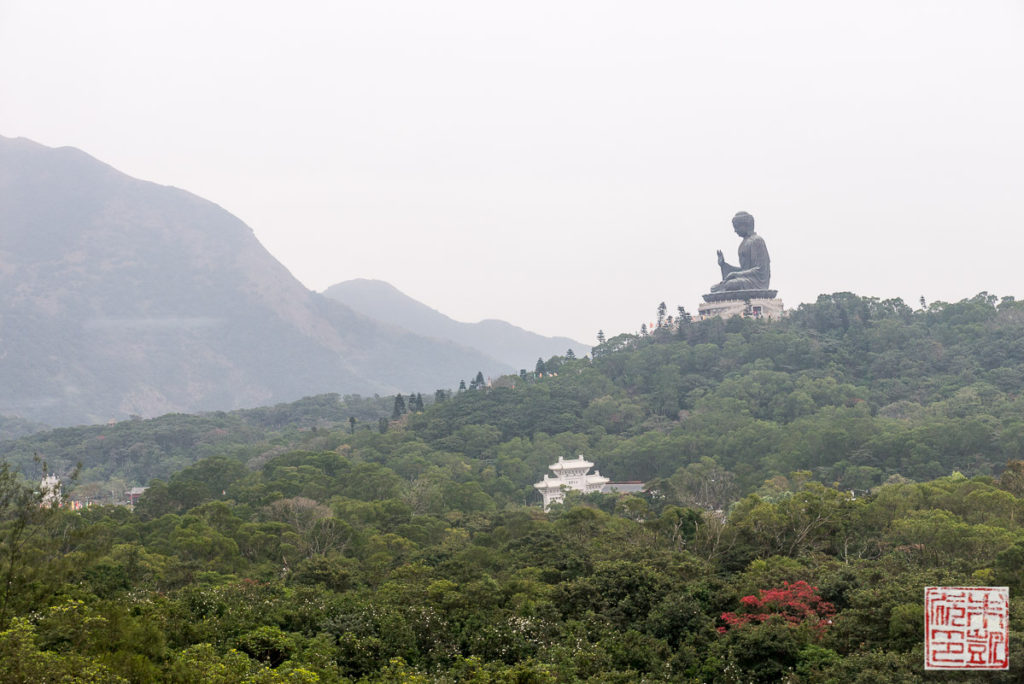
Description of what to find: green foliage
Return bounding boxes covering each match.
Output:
[2,291,1024,679]
[0,618,129,683]
[0,394,393,503]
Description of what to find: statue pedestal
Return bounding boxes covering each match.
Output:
[702,289,776,303]
[698,295,784,321]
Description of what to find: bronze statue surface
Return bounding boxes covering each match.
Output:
[705,211,772,301]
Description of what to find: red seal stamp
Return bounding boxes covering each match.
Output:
[925,586,1008,670]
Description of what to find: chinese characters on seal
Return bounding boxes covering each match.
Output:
[925,586,1008,670]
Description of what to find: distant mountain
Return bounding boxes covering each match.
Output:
[322,279,588,371]
[0,136,509,427]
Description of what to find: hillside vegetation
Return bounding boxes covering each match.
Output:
[11,291,1024,502]
[2,291,1024,681]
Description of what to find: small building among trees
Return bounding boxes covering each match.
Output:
[534,455,610,509]
[39,475,61,507]
[126,486,148,507]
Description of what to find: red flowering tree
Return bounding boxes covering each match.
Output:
[719,580,835,636]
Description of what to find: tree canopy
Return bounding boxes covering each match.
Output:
[2,291,1024,680]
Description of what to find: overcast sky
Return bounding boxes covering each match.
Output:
[2,1,1022,343]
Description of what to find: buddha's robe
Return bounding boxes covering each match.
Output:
[711,233,770,292]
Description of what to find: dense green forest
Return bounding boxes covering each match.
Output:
[3,292,1024,681]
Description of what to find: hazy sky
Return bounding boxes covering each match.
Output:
[2,1,1022,343]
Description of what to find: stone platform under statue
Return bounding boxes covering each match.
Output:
[698,293,784,320]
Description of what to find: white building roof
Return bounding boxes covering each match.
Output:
[547,455,595,472]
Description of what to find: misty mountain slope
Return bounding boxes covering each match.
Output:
[322,278,588,370]
[0,136,508,426]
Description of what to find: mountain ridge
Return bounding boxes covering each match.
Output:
[0,135,510,427]
[322,278,587,371]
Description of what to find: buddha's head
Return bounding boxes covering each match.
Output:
[732,211,754,237]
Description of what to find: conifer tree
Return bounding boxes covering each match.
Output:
[565,348,576,360]
[392,394,406,419]
[597,330,606,344]
[676,306,692,327]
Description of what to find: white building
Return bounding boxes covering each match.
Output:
[534,455,610,509]
[40,474,61,507]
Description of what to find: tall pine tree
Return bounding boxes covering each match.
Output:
[392,394,406,419]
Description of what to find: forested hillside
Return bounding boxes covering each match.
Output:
[3,291,1024,681]
[11,291,1024,503]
